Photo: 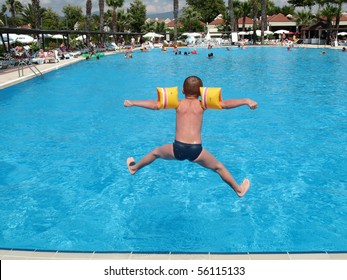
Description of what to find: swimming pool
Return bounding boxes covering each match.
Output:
[0,47,346,253]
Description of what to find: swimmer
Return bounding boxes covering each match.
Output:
[124,76,258,197]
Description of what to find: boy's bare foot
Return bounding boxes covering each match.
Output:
[127,157,136,175]
[237,179,250,197]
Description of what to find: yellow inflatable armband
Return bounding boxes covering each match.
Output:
[157,87,179,109]
[200,87,222,109]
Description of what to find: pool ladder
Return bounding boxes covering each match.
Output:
[17,60,44,78]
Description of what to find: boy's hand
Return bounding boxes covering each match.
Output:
[124,100,133,107]
[248,99,258,110]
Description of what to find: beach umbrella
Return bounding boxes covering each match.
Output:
[238,31,249,35]
[16,34,34,44]
[264,30,274,35]
[337,32,347,36]
[205,31,211,40]
[274,29,290,34]
[182,32,201,37]
[76,35,86,41]
[2,33,18,44]
[249,30,262,36]
[143,32,163,38]
[52,34,66,40]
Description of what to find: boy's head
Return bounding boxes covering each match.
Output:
[183,76,203,97]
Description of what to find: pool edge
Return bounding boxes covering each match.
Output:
[1,249,346,260]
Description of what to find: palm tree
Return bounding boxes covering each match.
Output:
[86,0,92,45]
[173,0,178,43]
[5,0,23,26]
[260,0,267,44]
[333,0,347,29]
[20,3,35,28]
[240,0,252,32]
[143,20,155,32]
[31,0,41,29]
[179,6,202,32]
[319,4,339,45]
[228,0,235,32]
[251,0,259,44]
[115,8,130,32]
[99,0,105,42]
[295,9,314,40]
[106,0,124,34]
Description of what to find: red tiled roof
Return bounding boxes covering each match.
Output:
[166,20,183,28]
[237,17,253,24]
[267,13,295,22]
[209,18,225,25]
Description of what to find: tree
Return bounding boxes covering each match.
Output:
[173,0,179,43]
[99,0,105,33]
[62,5,83,30]
[99,0,105,43]
[114,8,130,32]
[239,0,252,32]
[331,0,347,29]
[251,0,259,44]
[295,9,314,39]
[31,0,41,29]
[41,8,61,30]
[106,0,124,33]
[5,0,23,26]
[288,0,316,10]
[179,6,202,32]
[228,0,236,32]
[260,0,267,44]
[86,0,92,45]
[128,0,146,33]
[20,3,35,28]
[186,0,226,23]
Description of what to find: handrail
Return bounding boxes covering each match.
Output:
[17,60,43,78]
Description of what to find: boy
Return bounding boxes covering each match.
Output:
[124,76,257,197]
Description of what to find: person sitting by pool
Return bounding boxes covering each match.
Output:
[124,76,258,197]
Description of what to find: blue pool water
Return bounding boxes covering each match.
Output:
[0,47,346,253]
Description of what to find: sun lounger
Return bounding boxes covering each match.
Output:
[44,50,59,63]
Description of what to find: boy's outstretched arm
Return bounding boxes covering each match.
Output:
[220,98,258,110]
[124,100,160,110]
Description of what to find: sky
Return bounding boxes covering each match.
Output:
[13,0,289,16]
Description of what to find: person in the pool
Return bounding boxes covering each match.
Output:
[124,76,257,197]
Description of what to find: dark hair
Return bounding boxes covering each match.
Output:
[183,76,203,97]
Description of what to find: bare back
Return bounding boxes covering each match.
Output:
[175,98,204,144]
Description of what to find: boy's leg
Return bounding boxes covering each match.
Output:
[127,144,175,175]
[193,149,250,197]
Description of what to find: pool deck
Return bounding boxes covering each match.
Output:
[0,55,86,90]
[1,45,346,261]
[0,249,346,260]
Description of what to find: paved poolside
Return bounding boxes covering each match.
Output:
[0,249,346,260]
[0,56,85,90]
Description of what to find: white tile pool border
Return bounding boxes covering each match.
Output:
[1,249,346,260]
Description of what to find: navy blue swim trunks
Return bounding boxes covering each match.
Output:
[173,140,203,161]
